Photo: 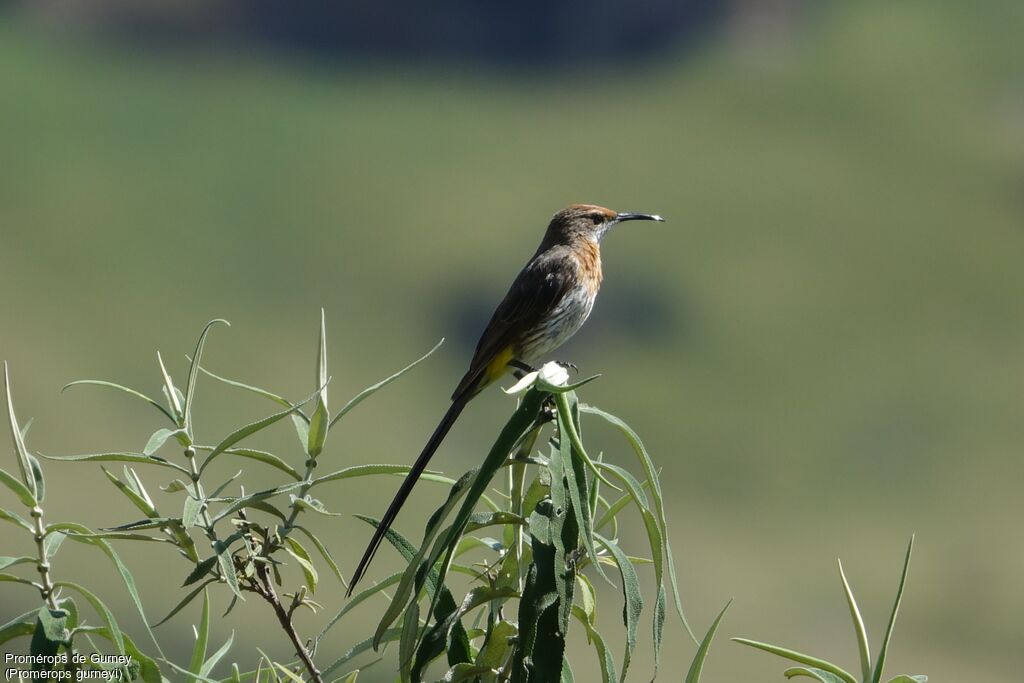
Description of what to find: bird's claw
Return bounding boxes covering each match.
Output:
[509,359,535,379]
[554,360,578,374]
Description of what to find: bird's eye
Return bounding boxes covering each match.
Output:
[589,214,604,224]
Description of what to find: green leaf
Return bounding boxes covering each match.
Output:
[731,639,857,683]
[581,404,695,642]
[63,531,168,543]
[26,454,45,504]
[18,417,33,441]
[317,573,401,647]
[41,451,191,475]
[554,393,616,491]
[183,485,204,529]
[293,525,345,586]
[372,469,477,649]
[684,600,730,683]
[213,538,244,601]
[199,631,234,679]
[53,580,125,656]
[544,430,576,638]
[0,506,33,532]
[36,610,69,647]
[31,606,68,668]
[406,388,549,651]
[208,481,306,524]
[104,517,181,531]
[311,463,451,487]
[284,537,319,593]
[570,606,616,683]
[441,663,496,682]
[290,495,341,517]
[161,656,226,683]
[0,556,35,570]
[291,414,310,449]
[838,559,871,682]
[144,428,186,456]
[595,461,666,671]
[556,397,607,586]
[272,663,307,683]
[399,600,420,683]
[307,308,330,458]
[191,360,295,411]
[184,557,219,587]
[414,585,519,681]
[42,531,65,561]
[101,467,158,517]
[0,572,39,588]
[193,445,301,481]
[317,571,402,645]
[246,500,289,522]
[188,589,211,683]
[6,361,36,498]
[474,619,517,670]
[157,351,184,423]
[0,614,36,647]
[184,319,230,435]
[0,465,35,507]
[61,379,176,424]
[328,338,443,430]
[576,574,597,627]
[783,667,849,683]
[593,534,642,682]
[199,384,324,474]
[885,676,927,683]
[322,628,405,679]
[79,627,162,683]
[152,579,217,627]
[354,514,471,667]
[48,521,164,658]
[871,536,915,683]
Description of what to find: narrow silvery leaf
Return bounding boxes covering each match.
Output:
[871,536,915,683]
[594,533,642,681]
[144,428,183,456]
[53,580,125,656]
[684,600,730,683]
[199,384,325,474]
[157,351,183,423]
[183,319,230,436]
[838,559,871,682]
[187,589,210,683]
[731,638,856,683]
[4,363,36,500]
[570,606,616,683]
[307,308,330,457]
[0,466,36,508]
[328,338,443,430]
[782,667,848,683]
[62,380,176,424]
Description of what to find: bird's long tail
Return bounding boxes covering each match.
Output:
[346,396,469,595]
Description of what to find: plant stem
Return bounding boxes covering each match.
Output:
[254,561,324,683]
[281,457,318,533]
[30,505,58,610]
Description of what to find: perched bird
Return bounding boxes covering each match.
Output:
[347,203,664,594]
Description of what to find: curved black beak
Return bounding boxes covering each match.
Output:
[615,212,665,223]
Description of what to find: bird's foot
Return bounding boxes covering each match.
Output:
[509,359,536,380]
[554,360,579,374]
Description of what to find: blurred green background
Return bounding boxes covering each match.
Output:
[2,1,1023,681]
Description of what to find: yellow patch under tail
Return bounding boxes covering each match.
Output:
[485,346,516,384]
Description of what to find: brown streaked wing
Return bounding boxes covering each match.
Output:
[451,248,577,400]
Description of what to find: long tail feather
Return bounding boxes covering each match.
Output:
[346,396,469,595]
